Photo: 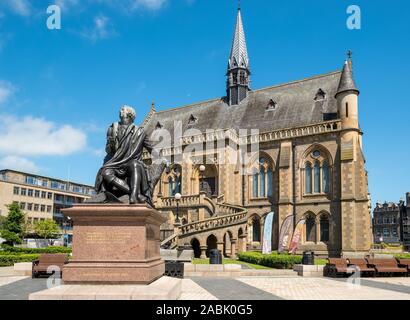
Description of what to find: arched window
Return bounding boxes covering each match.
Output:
[252,171,259,198]
[320,215,330,242]
[167,165,182,197]
[303,148,331,196]
[252,217,261,242]
[267,169,273,197]
[305,163,312,194]
[314,161,321,193]
[251,157,274,199]
[168,176,174,196]
[306,216,316,242]
[322,162,329,193]
[260,166,266,197]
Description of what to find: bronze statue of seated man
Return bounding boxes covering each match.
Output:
[90,105,168,207]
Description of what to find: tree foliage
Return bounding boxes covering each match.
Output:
[0,202,25,245]
[34,219,60,239]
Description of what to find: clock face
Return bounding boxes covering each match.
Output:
[312,150,321,158]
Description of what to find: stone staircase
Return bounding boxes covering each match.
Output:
[159,195,247,248]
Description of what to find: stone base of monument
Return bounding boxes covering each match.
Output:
[61,204,166,285]
[28,276,182,300]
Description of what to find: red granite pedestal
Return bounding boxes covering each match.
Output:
[62,204,166,285]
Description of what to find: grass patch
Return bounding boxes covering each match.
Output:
[192,258,273,270]
[315,259,328,265]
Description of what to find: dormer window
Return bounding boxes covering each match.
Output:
[188,114,198,126]
[266,99,277,111]
[315,88,326,101]
[155,122,163,130]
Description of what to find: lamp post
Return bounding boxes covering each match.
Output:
[175,193,182,225]
[199,165,206,193]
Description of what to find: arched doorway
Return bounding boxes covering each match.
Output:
[190,238,201,258]
[206,234,217,257]
[252,216,261,242]
[198,165,218,197]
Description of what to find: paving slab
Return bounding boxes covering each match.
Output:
[29,276,182,300]
[190,277,283,300]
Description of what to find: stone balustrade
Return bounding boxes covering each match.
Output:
[156,193,216,215]
[142,120,341,160]
[179,205,247,236]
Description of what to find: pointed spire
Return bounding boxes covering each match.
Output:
[336,51,359,97]
[226,4,251,106]
[228,5,249,70]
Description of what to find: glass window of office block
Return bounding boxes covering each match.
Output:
[34,190,40,198]
[40,205,45,212]
[47,192,52,199]
[34,204,39,211]
[41,191,46,198]
[13,186,20,195]
[27,203,33,211]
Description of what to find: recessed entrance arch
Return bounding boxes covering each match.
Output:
[206,234,217,257]
[190,238,201,258]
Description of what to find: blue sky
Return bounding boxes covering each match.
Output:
[0,0,408,207]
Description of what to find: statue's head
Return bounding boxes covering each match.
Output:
[119,105,136,125]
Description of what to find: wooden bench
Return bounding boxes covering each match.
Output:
[324,258,354,277]
[347,258,376,277]
[32,254,69,278]
[398,259,410,274]
[366,258,407,277]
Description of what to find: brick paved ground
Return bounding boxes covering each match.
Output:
[0,267,409,300]
[237,277,410,300]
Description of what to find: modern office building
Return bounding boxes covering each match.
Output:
[0,169,95,243]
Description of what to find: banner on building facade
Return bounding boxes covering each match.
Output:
[288,219,306,254]
[262,211,275,254]
[278,214,293,253]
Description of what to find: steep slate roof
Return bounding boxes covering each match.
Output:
[228,8,250,70]
[144,71,342,137]
[336,60,359,97]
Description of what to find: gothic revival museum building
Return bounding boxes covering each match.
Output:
[143,8,372,258]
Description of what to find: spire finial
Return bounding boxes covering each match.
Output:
[347,49,353,61]
[238,0,241,10]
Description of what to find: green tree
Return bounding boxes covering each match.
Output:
[0,202,26,245]
[34,219,60,240]
[0,216,6,229]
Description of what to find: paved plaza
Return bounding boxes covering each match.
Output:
[0,267,409,300]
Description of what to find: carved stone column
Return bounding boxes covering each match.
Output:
[200,246,207,259]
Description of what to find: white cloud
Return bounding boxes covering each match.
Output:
[0,156,39,173]
[55,0,81,11]
[132,0,167,10]
[2,0,31,16]
[80,15,116,42]
[0,115,87,157]
[0,81,15,105]
[91,148,105,157]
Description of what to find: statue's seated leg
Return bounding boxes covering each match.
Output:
[128,160,143,205]
[102,168,130,194]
